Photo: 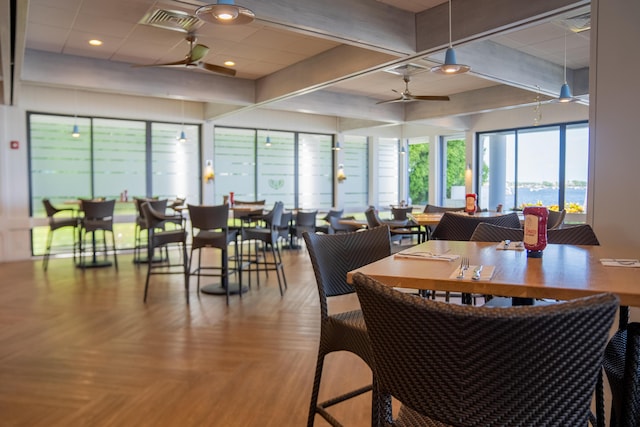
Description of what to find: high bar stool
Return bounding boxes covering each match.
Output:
[187,204,241,305]
[141,201,189,303]
[241,201,287,296]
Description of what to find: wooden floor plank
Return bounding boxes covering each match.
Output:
[0,247,375,426]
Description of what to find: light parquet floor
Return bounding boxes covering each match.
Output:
[0,244,376,427]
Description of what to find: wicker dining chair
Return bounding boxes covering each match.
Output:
[351,272,618,427]
[603,322,640,427]
[42,198,79,271]
[303,226,392,427]
[187,204,239,305]
[141,202,189,303]
[470,222,524,242]
[430,212,522,241]
[547,224,600,245]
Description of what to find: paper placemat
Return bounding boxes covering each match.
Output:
[600,259,640,267]
[496,241,525,251]
[394,249,460,262]
[448,265,496,281]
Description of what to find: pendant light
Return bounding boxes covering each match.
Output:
[178,100,187,143]
[196,0,255,25]
[431,0,471,75]
[265,132,271,147]
[72,90,80,138]
[557,30,576,103]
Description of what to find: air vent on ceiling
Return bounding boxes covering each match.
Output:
[139,9,203,33]
[384,63,429,76]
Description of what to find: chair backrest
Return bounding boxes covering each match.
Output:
[547,224,600,245]
[547,209,566,230]
[431,212,521,241]
[42,198,59,217]
[391,206,412,221]
[603,322,640,426]
[470,223,524,242]
[303,227,391,319]
[423,204,465,214]
[352,272,618,427]
[81,199,115,220]
[261,201,284,229]
[364,206,383,228]
[322,208,344,222]
[187,204,229,231]
[296,210,318,228]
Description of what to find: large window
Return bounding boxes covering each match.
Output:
[377,138,400,207]
[477,122,588,214]
[29,113,201,255]
[440,136,466,207]
[341,135,368,210]
[408,137,430,205]
[213,127,336,210]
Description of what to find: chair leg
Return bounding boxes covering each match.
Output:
[182,241,189,304]
[111,231,118,270]
[307,354,325,427]
[43,229,54,271]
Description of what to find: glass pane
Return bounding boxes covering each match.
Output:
[378,138,399,207]
[299,133,333,210]
[478,131,516,211]
[342,135,368,211]
[565,123,589,213]
[151,123,200,205]
[214,127,256,203]
[408,138,429,206]
[442,136,466,207]
[257,131,295,207]
[516,126,560,209]
[93,118,146,214]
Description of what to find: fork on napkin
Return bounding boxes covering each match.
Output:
[394,249,460,262]
[600,259,640,267]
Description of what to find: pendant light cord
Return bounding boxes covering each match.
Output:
[448,0,453,48]
[563,30,568,83]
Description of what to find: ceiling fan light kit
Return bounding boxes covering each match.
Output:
[196,0,255,25]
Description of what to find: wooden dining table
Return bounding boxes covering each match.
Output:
[348,239,640,427]
[347,240,640,307]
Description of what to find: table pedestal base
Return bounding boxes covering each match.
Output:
[200,282,248,295]
[76,260,112,269]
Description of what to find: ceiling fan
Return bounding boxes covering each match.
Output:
[133,34,236,77]
[377,74,450,104]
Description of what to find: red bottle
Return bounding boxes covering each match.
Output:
[523,206,548,257]
[465,193,477,215]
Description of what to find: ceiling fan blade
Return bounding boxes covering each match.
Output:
[190,44,210,62]
[132,58,192,68]
[376,98,404,105]
[410,95,451,101]
[198,62,237,77]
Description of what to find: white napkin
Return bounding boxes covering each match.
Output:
[496,241,525,251]
[394,250,460,262]
[448,265,496,281]
[600,258,640,267]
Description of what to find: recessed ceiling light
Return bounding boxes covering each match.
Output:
[224,60,235,67]
[89,39,103,46]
